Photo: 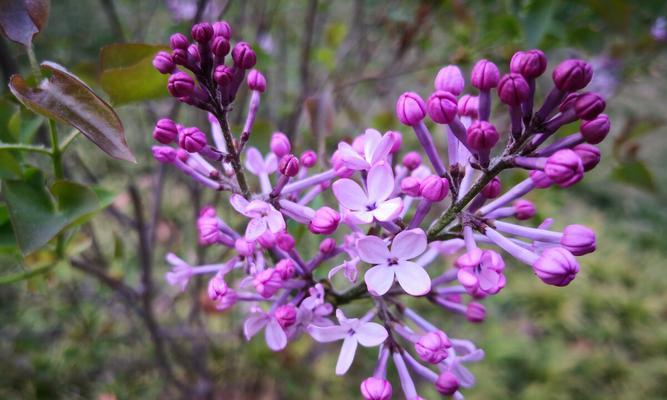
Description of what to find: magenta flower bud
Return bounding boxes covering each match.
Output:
[401,176,422,197]
[176,148,189,162]
[179,127,207,153]
[467,120,499,151]
[167,71,195,98]
[187,44,200,62]
[552,59,593,92]
[471,59,500,90]
[258,232,276,249]
[402,151,422,170]
[575,92,606,120]
[213,21,232,39]
[170,32,189,50]
[434,65,464,95]
[247,69,267,92]
[510,49,547,78]
[529,170,554,189]
[309,207,340,235]
[396,92,426,126]
[415,330,452,364]
[466,302,486,323]
[498,73,530,106]
[198,206,221,245]
[435,371,459,396]
[234,238,255,257]
[253,268,283,298]
[152,146,177,163]
[332,150,354,178]
[427,90,458,124]
[532,247,579,286]
[421,175,449,202]
[580,114,610,144]
[152,51,175,74]
[279,154,300,177]
[153,118,179,144]
[513,199,536,220]
[319,237,337,254]
[208,275,237,310]
[276,232,295,251]
[561,224,596,256]
[232,41,256,69]
[214,65,234,86]
[300,150,317,168]
[275,259,296,280]
[211,36,230,57]
[171,48,189,66]
[544,149,584,188]
[457,94,479,119]
[481,176,501,198]
[387,130,402,153]
[360,377,393,400]
[275,304,297,328]
[573,143,600,171]
[270,132,291,157]
[559,92,581,112]
[191,22,214,43]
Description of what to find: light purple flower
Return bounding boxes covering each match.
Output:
[307,309,388,375]
[335,129,395,171]
[455,248,506,297]
[358,229,432,296]
[332,163,403,224]
[243,306,288,351]
[328,257,360,283]
[165,253,193,291]
[231,195,286,240]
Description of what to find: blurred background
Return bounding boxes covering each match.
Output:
[1,0,667,399]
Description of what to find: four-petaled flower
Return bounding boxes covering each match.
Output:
[336,128,395,171]
[307,309,388,375]
[332,163,403,224]
[358,229,432,296]
[243,306,288,351]
[231,195,286,240]
[455,248,506,297]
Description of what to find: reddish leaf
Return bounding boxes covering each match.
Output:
[8,61,135,162]
[0,0,50,46]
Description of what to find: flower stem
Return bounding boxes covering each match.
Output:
[214,109,251,199]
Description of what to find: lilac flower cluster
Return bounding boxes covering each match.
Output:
[152,21,610,399]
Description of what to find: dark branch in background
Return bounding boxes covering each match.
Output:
[194,0,210,24]
[99,0,126,42]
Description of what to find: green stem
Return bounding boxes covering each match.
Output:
[215,109,251,199]
[49,119,63,180]
[26,44,40,79]
[0,264,54,285]
[331,281,368,306]
[59,129,80,152]
[0,143,51,154]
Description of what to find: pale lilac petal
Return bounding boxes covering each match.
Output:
[338,142,370,170]
[357,236,390,264]
[478,269,500,291]
[264,153,278,173]
[244,200,270,217]
[307,324,348,342]
[367,163,395,203]
[363,129,382,161]
[347,210,374,225]
[328,264,345,280]
[243,314,268,340]
[335,335,358,375]
[434,238,466,254]
[230,194,249,215]
[457,268,478,287]
[394,261,431,296]
[451,361,476,388]
[354,322,388,347]
[244,147,265,174]
[364,265,394,296]
[266,209,286,233]
[332,179,369,210]
[391,228,427,260]
[245,218,267,240]
[265,318,287,351]
[372,197,403,222]
[369,133,394,165]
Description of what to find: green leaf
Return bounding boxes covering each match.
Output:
[0,0,50,46]
[0,205,18,252]
[0,150,23,179]
[611,161,656,193]
[522,0,556,48]
[99,43,170,105]
[8,61,135,162]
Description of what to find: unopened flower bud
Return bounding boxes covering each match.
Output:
[401,176,422,197]
[152,146,177,163]
[532,247,579,286]
[573,143,600,171]
[198,207,222,245]
[208,274,237,310]
[271,132,291,157]
[467,120,499,151]
[544,149,584,188]
[434,65,465,95]
[415,330,451,364]
[513,199,536,220]
[481,176,501,198]
[176,148,189,162]
[153,118,179,144]
[253,268,282,298]
[300,150,317,168]
[214,65,234,86]
[553,59,593,92]
[421,175,449,202]
[247,69,267,92]
[275,259,296,280]
[167,71,195,97]
[559,92,581,112]
[561,224,596,256]
[232,41,256,69]
[171,48,189,66]
[276,232,295,251]
[275,304,297,328]
[309,207,340,235]
[179,127,207,153]
[212,21,232,39]
[387,130,402,153]
[457,94,479,118]
[279,154,300,177]
[435,371,460,396]
[187,44,200,62]
[402,151,422,170]
[257,231,276,249]
[466,302,486,323]
[427,90,458,124]
[471,59,500,90]
[170,32,189,50]
[580,114,610,144]
[498,73,530,106]
[235,238,255,257]
[510,49,547,78]
[360,377,393,400]
[575,92,606,120]
[396,92,426,126]
[211,36,230,57]
[529,170,553,189]
[191,22,214,43]
[153,51,175,74]
[319,237,337,254]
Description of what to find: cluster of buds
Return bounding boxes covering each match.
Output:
[153,21,609,399]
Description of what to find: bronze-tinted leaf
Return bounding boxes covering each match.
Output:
[0,0,50,46]
[8,61,135,162]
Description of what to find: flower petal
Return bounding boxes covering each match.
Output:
[244,200,270,217]
[307,324,348,343]
[354,322,388,347]
[264,153,278,173]
[245,218,267,241]
[372,197,403,222]
[335,335,358,375]
[265,318,287,351]
[369,132,394,165]
[243,314,268,340]
[266,209,286,233]
[478,269,500,292]
[395,261,432,296]
[357,236,390,264]
[391,228,427,260]
[338,142,370,170]
[457,268,478,288]
[367,163,395,202]
[230,194,249,215]
[346,210,374,225]
[364,264,394,296]
[332,179,369,210]
[244,147,265,174]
